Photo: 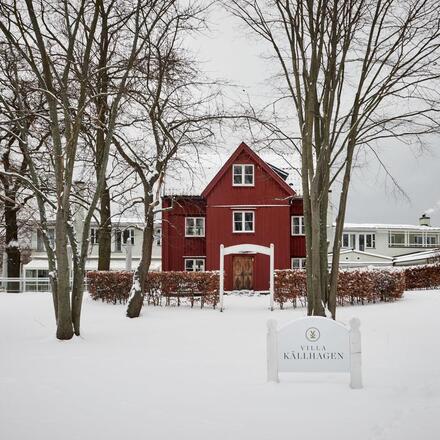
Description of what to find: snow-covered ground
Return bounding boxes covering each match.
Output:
[1,291,439,440]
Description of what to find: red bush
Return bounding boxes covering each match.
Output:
[87,271,220,308]
[274,268,405,309]
[404,264,440,290]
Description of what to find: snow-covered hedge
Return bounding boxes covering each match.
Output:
[87,271,220,308]
[274,269,405,309]
[404,263,440,290]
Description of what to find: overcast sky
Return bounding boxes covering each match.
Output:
[184,7,440,227]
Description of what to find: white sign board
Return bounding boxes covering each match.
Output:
[267,316,362,388]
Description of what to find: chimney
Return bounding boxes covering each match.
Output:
[419,213,431,227]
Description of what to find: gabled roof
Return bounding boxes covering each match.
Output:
[328,249,394,261]
[201,142,296,198]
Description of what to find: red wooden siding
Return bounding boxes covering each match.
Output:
[162,142,307,290]
[290,198,307,258]
[162,196,206,271]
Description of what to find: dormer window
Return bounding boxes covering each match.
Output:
[233,164,254,186]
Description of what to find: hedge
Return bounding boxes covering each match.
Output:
[274,268,406,309]
[87,270,219,308]
[404,263,440,290]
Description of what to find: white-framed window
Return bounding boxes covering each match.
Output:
[154,227,162,246]
[185,217,205,237]
[342,233,356,249]
[37,228,55,251]
[233,211,255,233]
[291,258,306,270]
[25,269,49,278]
[184,258,205,272]
[359,233,375,251]
[389,232,405,247]
[409,233,424,247]
[365,234,375,249]
[232,164,254,186]
[90,227,99,245]
[426,235,438,246]
[114,228,135,252]
[291,216,305,235]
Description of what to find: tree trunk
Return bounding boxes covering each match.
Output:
[71,262,86,336]
[98,185,111,270]
[4,190,21,293]
[55,209,74,340]
[126,196,154,318]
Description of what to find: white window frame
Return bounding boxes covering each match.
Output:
[426,235,438,246]
[291,216,305,236]
[154,227,162,246]
[342,233,356,249]
[291,257,306,270]
[365,233,376,249]
[90,227,99,245]
[114,228,135,252]
[232,164,255,187]
[184,258,205,272]
[185,217,205,237]
[233,211,255,233]
[123,228,135,245]
[358,233,375,250]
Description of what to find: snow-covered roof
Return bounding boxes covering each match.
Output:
[342,223,440,232]
[393,249,440,263]
[329,249,394,260]
[23,256,161,271]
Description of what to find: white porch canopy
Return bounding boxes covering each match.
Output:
[219,243,275,312]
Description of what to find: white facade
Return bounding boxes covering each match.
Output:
[23,219,162,278]
[329,216,440,268]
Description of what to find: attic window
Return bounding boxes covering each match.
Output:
[233,164,254,186]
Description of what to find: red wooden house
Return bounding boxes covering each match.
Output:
[162,142,306,292]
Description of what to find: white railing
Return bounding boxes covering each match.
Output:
[0,277,51,293]
[0,277,87,293]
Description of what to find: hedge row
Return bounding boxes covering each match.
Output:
[274,269,406,309]
[87,271,220,308]
[403,264,440,290]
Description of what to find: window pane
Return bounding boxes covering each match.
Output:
[233,165,242,184]
[409,234,423,245]
[366,234,372,248]
[234,221,242,231]
[195,260,204,271]
[244,166,253,184]
[115,230,122,251]
[342,234,349,247]
[196,218,204,235]
[427,235,437,245]
[244,221,253,231]
[186,218,194,235]
[359,234,365,251]
[292,259,300,269]
[185,260,194,271]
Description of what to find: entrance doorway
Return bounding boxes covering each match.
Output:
[232,256,254,290]
[219,243,274,312]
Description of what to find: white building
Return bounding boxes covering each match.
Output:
[22,219,162,280]
[330,214,440,268]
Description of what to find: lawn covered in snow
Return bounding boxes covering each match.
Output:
[1,291,439,440]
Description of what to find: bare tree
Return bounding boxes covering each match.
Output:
[228,0,440,317]
[0,0,174,339]
[111,1,224,318]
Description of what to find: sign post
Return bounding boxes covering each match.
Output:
[267,316,362,389]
